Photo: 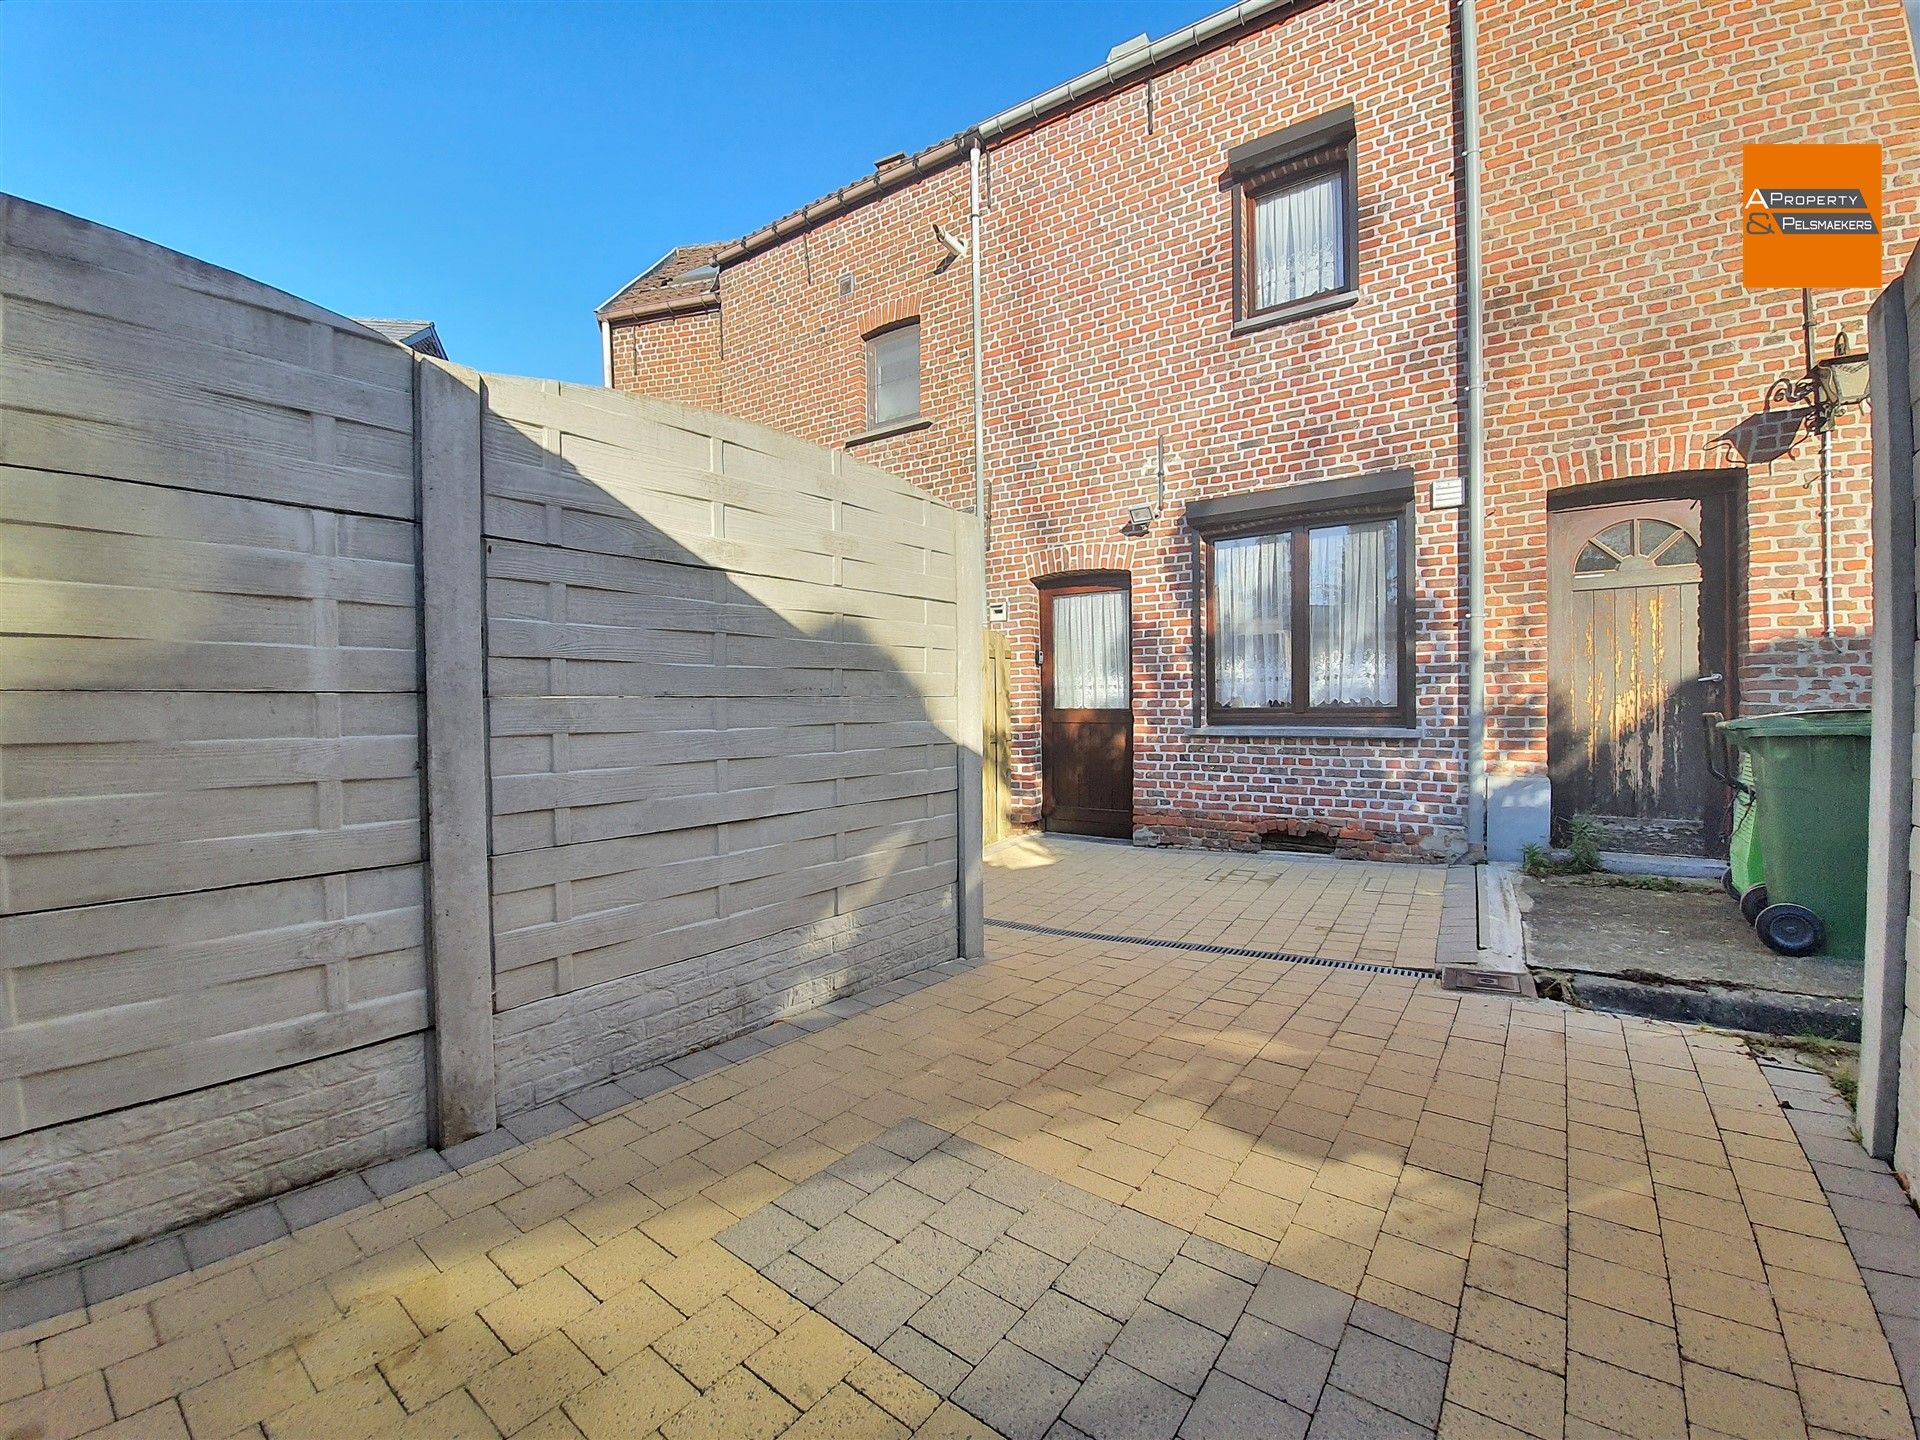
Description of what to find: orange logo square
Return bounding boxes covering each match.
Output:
[1743,143,1882,290]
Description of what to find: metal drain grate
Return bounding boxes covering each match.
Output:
[986,919,1437,978]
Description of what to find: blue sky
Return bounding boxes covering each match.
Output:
[2,0,1204,383]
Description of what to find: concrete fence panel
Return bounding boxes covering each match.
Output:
[476,376,970,1113]
[0,196,979,1282]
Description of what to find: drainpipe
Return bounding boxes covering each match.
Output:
[599,318,613,389]
[970,135,987,549]
[1461,0,1489,855]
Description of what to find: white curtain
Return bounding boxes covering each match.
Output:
[1052,590,1129,709]
[1213,534,1291,707]
[1309,519,1397,706]
[1254,170,1345,310]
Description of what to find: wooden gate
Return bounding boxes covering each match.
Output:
[983,628,1013,846]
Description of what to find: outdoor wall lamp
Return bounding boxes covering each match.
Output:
[1769,331,1870,436]
[1121,435,1169,535]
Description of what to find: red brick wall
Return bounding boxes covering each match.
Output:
[1478,0,1920,781]
[608,308,722,409]
[717,167,977,509]
[611,0,1920,858]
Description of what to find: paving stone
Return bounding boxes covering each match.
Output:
[1096,1210,1186,1271]
[818,1265,929,1349]
[794,1213,893,1281]
[1247,1267,1354,1348]
[778,1174,865,1228]
[1148,1256,1255,1336]
[440,1129,520,1170]
[1180,1234,1267,1285]
[181,1202,288,1269]
[763,1253,838,1307]
[876,1120,951,1161]
[616,1066,682,1101]
[365,1150,455,1199]
[881,1325,973,1397]
[1056,1246,1158,1321]
[1006,1290,1122,1380]
[277,1172,378,1230]
[900,1152,986,1203]
[562,1083,635,1121]
[1008,1201,1104,1264]
[718,1204,814,1269]
[850,1181,942,1240]
[1217,1313,1334,1412]
[0,1268,83,1332]
[82,1237,188,1305]
[1063,1355,1191,1440]
[974,1160,1059,1213]
[877,1227,980,1294]
[952,1339,1079,1440]
[504,1102,577,1142]
[929,1189,1021,1250]
[1328,1324,1448,1427]
[1348,1300,1453,1363]
[1110,1302,1228,1395]
[910,1277,1025,1364]
[1179,1370,1310,1440]
[1304,1386,1435,1440]
[965,1236,1067,1309]
[826,1147,914,1195]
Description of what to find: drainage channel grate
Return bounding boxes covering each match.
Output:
[986,919,1437,978]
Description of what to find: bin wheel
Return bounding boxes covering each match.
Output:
[1739,883,1770,924]
[1756,903,1825,957]
[1721,868,1738,900]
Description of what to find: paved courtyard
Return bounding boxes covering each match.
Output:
[2,838,1916,1440]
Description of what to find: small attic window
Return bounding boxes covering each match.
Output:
[838,274,856,299]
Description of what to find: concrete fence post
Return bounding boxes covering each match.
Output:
[956,513,987,958]
[416,358,498,1145]
[1860,267,1916,1160]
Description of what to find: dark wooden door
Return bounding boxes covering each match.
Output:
[1547,496,1731,856]
[1040,577,1133,837]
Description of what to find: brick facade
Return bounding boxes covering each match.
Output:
[605,0,1920,860]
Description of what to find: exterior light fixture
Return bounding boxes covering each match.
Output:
[1768,331,1871,437]
[1121,434,1169,535]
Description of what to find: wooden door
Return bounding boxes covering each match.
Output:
[1039,578,1133,837]
[1547,496,1731,856]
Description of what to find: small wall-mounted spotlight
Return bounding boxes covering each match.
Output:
[1120,434,1169,535]
[1126,504,1156,530]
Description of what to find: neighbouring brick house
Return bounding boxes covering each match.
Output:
[599,0,1920,861]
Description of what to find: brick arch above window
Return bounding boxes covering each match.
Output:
[858,297,922,338]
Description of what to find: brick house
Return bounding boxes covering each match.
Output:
[598,0,1920,862]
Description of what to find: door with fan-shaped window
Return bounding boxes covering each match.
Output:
[1547,496,1731,856]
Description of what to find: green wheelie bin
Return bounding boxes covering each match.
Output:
[1716,708,1871,959]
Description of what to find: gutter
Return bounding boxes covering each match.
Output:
[714,0,1296,268]
[1461,0,1489,855]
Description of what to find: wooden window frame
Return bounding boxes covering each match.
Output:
[1187,470,1416,730]
[864,318,921,428]
[1227,105,1359,332]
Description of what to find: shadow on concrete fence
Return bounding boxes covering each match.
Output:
[0,195,982,1281]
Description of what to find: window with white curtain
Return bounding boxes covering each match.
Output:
[1226,107,1357,326]
[866,321,920,426]
[1050,589,1130,709]
[1204,509,1406,724]
[1252,168,1347,312]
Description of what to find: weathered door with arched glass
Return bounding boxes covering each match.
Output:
[1547,496,1730,856]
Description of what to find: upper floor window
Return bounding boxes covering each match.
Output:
[1228,106,1358,330]
[866,320,920,427]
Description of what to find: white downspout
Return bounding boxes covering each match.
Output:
[1461,0,1488,856]
[970,136,987,545]
[599,318,613,388]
